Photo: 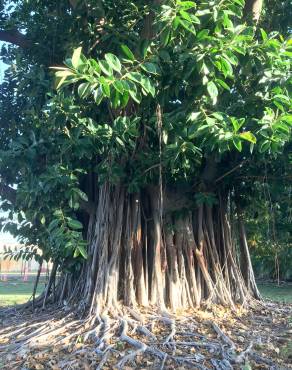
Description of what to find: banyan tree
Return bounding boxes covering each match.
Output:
[0,0,291,316]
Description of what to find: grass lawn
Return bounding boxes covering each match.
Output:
[257,282,292,304]
[0,277,45,306]
[0,277,291,307]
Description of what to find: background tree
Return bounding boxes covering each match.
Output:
[0,0,291,313]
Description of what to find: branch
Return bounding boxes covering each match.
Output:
[0,182,16,204]
[243,0,263,23]
[141,0,162,40]
[0,29,30,48]
[215,160,249,183]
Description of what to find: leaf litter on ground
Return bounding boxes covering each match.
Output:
[0,301,291,369]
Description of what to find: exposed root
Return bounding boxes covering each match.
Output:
[97,313,118,351]
[0,302,290,370]
[96,345,116,370]
[211,321,236,350]
[161,317,176,345]
[118,320,148,369]
[234,342,253,364]
[160,353,168,370]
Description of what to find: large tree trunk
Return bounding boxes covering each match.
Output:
[57,184,259,314]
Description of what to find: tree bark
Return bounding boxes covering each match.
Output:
[0,30,29,48]
[244,0,263,22]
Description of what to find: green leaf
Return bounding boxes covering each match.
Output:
[88,59,101,74]
[188,112,201,121]
[196,29,209,41]
[233,137,242,152]
[140,39,150,58]
[281,115,292,125]
[178,1,196,10]
[48,219,59,232]
[115,136,125,147]
[101,81,111,97]
[178,18,196,35]
[68,219,83,230]
[120,44,135,61]
[173,16,180,30]
[98,60,113,76]
[127,72,143,84]
[113,80,124,94]
[93,87,104,105]
[74,188,88,202]
[207,81,218,104]
[239,131,257,144]
[78,244,88,259]
[179,10,193,23]
[216,79,230,91]
[143,78,156,97]
[72,47,82,69]
[260,28,268,41]
[223,51,238,66]
[55,76,67,90]
[141,62,160,75]
[78,82,91,98]
[260,140,270,153]
[120,90,130,107]
[230,117,244,132]
[161,28,171,46]
[112,89,121,108]
[128,84,141,103]
[73,248,80,258]
[105,53,122,73]
[220,57,233,77]
[55,70,75,78]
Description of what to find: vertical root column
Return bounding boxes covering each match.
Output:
[148,187,165,308]
[89,183,111,314]
[76,185,260,313]
[131,194,148,306]
[106,187,125,307]
[123,198,136,307]
[164,216,182,310]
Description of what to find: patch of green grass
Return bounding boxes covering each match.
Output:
[0,279,45,306]
[1,279,291,307]
[258,282,292,303]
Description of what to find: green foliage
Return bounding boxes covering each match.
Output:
[0,0,291,272]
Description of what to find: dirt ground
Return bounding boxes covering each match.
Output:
[0,301,291,369]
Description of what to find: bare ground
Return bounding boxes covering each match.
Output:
[0,301,291,370]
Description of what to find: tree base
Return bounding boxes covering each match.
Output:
[52,184,261,315]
